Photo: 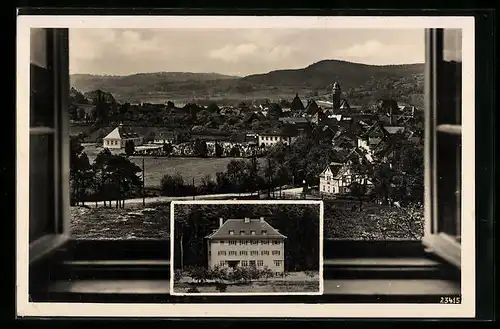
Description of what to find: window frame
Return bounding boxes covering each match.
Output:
[29,28,70,265]
[27,28,463,302]
[421,28,462,269]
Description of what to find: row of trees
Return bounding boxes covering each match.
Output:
[177,265,276,285]
[159,152,291,198]
[70,137,143,207]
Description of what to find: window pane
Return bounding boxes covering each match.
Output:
[438,29,462,125]
[436,132,461,239]
[30,28,54,127]
[30,133,55,243]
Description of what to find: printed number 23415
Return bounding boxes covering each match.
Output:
[440,296,461,304]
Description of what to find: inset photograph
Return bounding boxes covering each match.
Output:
[170,200,323,296]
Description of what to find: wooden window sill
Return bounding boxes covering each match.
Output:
[45,278,459,296]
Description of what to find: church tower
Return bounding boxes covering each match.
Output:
[332,82,341,111]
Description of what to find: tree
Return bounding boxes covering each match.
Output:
[68,105,78,121]
[200,174,216,195]
[349,181,366,211]
[207,102,220,114]
[214,141,223,158]
[226,159,247,192]
[69,136,93,206]
[162,142,173,155]
[176,131,191,144]
[229,145,241,157]
[215,171,231,193]
[193,138,208,157]
[92,149,142,208]
[371,161,394,205]
[268,103,283,120]
[125,140,135,156]
[160,173,185,196]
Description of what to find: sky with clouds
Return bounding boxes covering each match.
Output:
[69,28,425,77]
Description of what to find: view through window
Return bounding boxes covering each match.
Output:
[67,28,431,242]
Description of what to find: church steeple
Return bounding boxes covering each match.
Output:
[290,92,305,112]
[332,81,341,111]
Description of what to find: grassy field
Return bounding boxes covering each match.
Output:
[83,144,266,188]
[323,201,424,240]
[69,200,423,241]
[70,203,170,240]
[174,278,320,294]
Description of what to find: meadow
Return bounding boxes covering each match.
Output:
[83,144,266,188]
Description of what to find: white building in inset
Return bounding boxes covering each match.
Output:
[206,217,287,276]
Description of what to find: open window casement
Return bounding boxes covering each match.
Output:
[422,28,462,269]
[29,28,70,264]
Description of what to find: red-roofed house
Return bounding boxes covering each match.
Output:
[206,217,287,275]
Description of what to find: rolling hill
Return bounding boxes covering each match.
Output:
[70,60,425,107]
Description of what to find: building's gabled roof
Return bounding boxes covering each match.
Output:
[103,126,141,140]
[321,161,346,178]
[290,93,305,112]
[305,100,321,115]
[206,218,287,240]
[339,99,350,110]
[383,126,405,135]
[279,117,309,125]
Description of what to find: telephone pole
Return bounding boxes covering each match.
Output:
[142,157,145,207]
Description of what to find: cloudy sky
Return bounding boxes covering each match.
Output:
[69,28,425,77]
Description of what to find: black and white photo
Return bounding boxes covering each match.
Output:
[16,15,479,318]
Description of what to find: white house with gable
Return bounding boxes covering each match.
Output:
[102,125,144,149]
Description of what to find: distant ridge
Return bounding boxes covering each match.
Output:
[70,59,424,107]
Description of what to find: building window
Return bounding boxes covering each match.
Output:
[229,251,237,256]
[257,260,264,267]
[274,260,283,266]
[239,230,245,235]
[422,28,462,268]
[261,230,267,235]
[218,250,226,256]
[250,230,256,235]
[229,241,237,245]
[261,250,269,255]
[272,250,280,255]
[239,250,247,256]
[249,260,256,267]
[251,240,258,245]
[229,230,234,235]
[273,240,281,245]
[241,260,248,266]
[261,240,269,245]
[219,260,225,266]
[250,251,258,256]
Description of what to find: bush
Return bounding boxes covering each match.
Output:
[174,269,183,283]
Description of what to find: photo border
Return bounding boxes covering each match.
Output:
[169,200,324,296]
[16,14,477,318]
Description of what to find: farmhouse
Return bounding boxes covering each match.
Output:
[206,217,287,275]
[102,125,144,149]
